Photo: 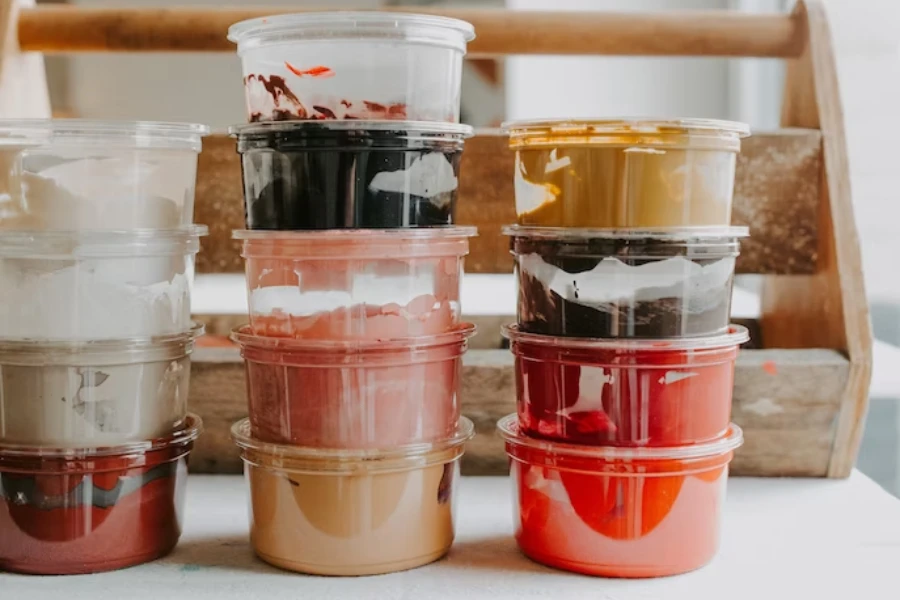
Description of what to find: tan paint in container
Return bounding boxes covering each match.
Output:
[232,417,473,576]
[505,119,750,228]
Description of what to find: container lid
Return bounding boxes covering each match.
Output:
[503,118,749,151]
[231,120,473,138]
[234,226,476,260]
[228,12,476,54]
[0,413,203,462]
[503,225,749,242]
[232,416,474,474]
[0,225,208,258]
[503,323,750,351]
[232,322,476,353]
[0,323,204,365]
[498,413,744,461]
[0,119,209,151]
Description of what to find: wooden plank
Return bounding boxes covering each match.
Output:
[760,0,872,478]
[186,346,847,477]
[16,7,804,58]
[194,129,822,276]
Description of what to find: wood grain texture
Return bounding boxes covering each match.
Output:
[194,129,822,276]
[760,1,872,478]
[16,6,804,58]
[187,345,847,477]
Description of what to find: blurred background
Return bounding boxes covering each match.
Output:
[36,0,900,496]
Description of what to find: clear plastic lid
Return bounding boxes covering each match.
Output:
[0,119,209,151]
[228,12,476,53]
[0,323,205,365]
[232,416,474,474]
[0,225,208,258]
[503,225,749,241]
[503,118,749,151]
[231,120,473,138]
[503,323,749,351]
[498,413,743,461]
[232,322,476,353]
[0,413,203,461]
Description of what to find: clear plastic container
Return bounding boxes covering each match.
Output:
[504,119,750,228]
[228,12,475,123]
[498,415,742,578]
[0,325,202,447]
[0,120,208,231]
[236,227,474,340]
[0,414,201,575]
[504,325,748,447]
[232,416,473,576]
[232,324,474,447]
[232,121,472,230]
[0,226,206,340]
[505,226,747,338]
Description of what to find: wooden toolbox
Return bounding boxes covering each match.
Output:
[1,0,871,478]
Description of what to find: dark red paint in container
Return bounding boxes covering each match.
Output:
[0,414,202,575]
[504,325,748,447]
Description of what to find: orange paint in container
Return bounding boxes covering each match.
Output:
[505,325,748,447]
[498,415,743,578]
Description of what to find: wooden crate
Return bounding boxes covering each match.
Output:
[1,1,871,478]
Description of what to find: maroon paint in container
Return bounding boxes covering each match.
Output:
[0,414,201,575]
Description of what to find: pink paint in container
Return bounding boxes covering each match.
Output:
[232,323,475,448]
[234,227,475,341]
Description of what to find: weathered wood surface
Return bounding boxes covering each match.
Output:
[16,7,803,58]
[187,344,848,478]
[195,129,822,276]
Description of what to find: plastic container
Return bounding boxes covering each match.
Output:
[233,324,474,447]
[504,325,747,447]
[506,226,746,338]
[498,414,742,578]
[0,414,201,575]
[0,325,202,447]
[233,121,472,230]
[0,120,208,231]
[504,119,750,228]
[236,227,474,340]
[228,12,475,123]
[0,226,206,340]
[232,416,472,575]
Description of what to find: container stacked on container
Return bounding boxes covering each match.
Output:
[498,118,752,577]
[226,12,478,576]
[0,120,209,574]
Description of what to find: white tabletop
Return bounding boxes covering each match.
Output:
[4,473,900,599]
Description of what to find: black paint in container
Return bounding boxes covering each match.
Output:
[231,121,473,230]
[504,226,748,339]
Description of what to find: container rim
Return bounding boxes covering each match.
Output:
[0,225,208,257]
[0,413,203,459]
[0,322,204,357]
[227,12,475,52]
[0,119,209,150]
[234,225,477,243]
[498,414,743,461]
[502,323,749,351]
[502,117,751,138]
[232,416,474,472]
[503,225,749,242]
[232,322,476,352]
[230,120,474,138]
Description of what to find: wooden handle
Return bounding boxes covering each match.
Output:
[17,6,804,57]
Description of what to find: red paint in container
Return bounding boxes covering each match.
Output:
[504,325,748,446]
[0,414,201,575]
[233,324,474,448]
[498,415,743,578]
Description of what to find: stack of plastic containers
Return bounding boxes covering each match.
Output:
[226,12,479,575]
[497,118,752,577]
[0,120,208,574]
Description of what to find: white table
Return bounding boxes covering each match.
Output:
[4,473,900,599]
